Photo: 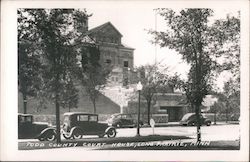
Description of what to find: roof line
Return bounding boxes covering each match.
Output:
[87,22,123,37]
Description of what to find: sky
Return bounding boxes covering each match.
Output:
[86,6,239,90]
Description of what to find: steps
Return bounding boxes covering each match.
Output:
[100,85,136,108]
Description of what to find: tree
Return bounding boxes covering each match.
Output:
[136,64,177,125]
[60,75,79,112]
[18,9,43,114]
[209,13,240,122]
[150,9,221,142]
[77,45,111,113]
[150,9,240,141]
[19,9,91,143]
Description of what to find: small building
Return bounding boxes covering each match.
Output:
[125,93,189,122]
[155,93,188,122]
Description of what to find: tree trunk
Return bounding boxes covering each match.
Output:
[55,73,61,143]
[214,107,217,125]
[214,112,217,125]
[147,100,151,125]
[55,92,61,143]
[226,108,228,123]
[23,93,27,114]
[93,99,96,114]
[195,104,201,142]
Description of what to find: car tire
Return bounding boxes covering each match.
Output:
[38,136,45,141]
[188,122,195,126]
[206,121,211,126]
[46,132,56,141]
[62,133,71,140]
[72,129,83,139]
[107,128,116,138]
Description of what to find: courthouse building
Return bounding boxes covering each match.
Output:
[85,22,136,86]
[19,20,188,123]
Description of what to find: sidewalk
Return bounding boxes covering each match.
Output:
[142,121,239,128]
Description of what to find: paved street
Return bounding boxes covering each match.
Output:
[116,124,240,141]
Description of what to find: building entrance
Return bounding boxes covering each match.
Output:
[160,107,183,122]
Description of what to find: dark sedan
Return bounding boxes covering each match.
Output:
[18,113,56,141]
[61,112,117,139]
[107,113,143,128]
[180,113,211,126]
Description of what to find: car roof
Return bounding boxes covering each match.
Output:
[183,113,195,117]
[18,113,33,117]
[63,112,98,116]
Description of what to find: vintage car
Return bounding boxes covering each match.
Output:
[179,113,212,126]
[107,113,143,128]
[61,112,117,139]
[18,113,56,141]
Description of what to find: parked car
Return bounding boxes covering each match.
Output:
[180,113,211,126]
[61,112,117,139]
[107,113,143,128]
[18,113,56,141]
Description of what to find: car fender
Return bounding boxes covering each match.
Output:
[37,127,56,139]
[69,126,83,136]
[204,119,211,123]
[105,126,116,134]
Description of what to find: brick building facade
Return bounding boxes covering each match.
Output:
[86,22,135,86]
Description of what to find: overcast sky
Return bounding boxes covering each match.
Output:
[87,6,238,90]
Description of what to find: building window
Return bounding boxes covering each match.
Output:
[123,61,129,68]
[106,59,111,64]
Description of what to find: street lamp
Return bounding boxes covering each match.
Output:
[136,81,143,136]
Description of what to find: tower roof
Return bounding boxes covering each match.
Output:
[86,22,123,37]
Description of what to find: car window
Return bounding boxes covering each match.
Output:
[121,115,126,118]
[89,115,98,122]
[77,115,88,121]
[181,113,193,120]
[19,116,25,123]
[64,116,69,123]
[127,114,132,118]
[25,116,32,122]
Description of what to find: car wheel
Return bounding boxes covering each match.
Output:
[46,132,56,141]
[38,136,45,141]
[72,129,83,139]
[188,122,195,126]
[62,133,71,140]
[116,123,121,128]
[107,128,116,138]
[206,121,211,126]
